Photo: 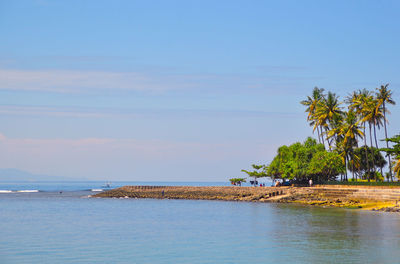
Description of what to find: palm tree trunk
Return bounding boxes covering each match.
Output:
[316,125,321,144]
[324,127,332,151]
[320,125,325,147]
[344,155,348,181]
[373,122,379,149]
[369,123,376,181]
[351,152,355,181]
[363,124,370,177]
[373,122,383,176]
[383,103,393,181]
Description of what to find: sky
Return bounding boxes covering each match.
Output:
[0,0,399,181]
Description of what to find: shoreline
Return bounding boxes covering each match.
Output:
[93,185,400,212]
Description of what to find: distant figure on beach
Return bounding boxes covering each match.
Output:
[309,179,313,187]
[162,190,165,197]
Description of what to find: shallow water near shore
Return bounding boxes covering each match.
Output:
[1,182,400,263]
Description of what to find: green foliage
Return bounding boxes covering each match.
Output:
[300,85,396,181]
[381,134,400,178]
[241,164,267,186]
[267,137,344,182]
[381,134,400,157]
[307,151,345,181]
[241,164,267,179]
[229,178,246,186]
[349,146,387,177]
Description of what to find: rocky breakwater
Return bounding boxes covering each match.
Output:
[93,186,290,202]
[93,185,400,212]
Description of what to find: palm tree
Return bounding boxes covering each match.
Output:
[335,141,347,181]
[347,90,369,176]
[314,92,344,150]
[381,134,400,181]
[353,89,375,177]
[360,95,385,177]
[326,113,343,148]
[341,110,363,147]
[301,87,325,144]
[360,96,383,149]
[376,84,396,181]
[336,110,363,181]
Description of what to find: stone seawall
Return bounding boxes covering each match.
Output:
[93,185,400,212]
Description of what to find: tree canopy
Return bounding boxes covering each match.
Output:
[241,164,267,186]
[381,134,400,178]
[240,84,397,184]
[229,178,246,186]
[267,137,344,182]
[349,146,387,180]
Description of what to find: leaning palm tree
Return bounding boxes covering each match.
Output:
[301,87,325,144]
[314,92,344,150]
[376,84,396,181]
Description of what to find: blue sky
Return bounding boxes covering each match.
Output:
[0,0,399,180]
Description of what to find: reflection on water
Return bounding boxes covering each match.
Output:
[269,204,400,263]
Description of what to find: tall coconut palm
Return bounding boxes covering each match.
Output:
[376,84,396,181]
[326,113,343,148]
[369,99,383,153]
[314,92,344,150]
[353,89,374,177]
[337,110,363,181]
[341,110,364,148]
[335,140,347,181]
[361,96,384,176]
[301,87,325,144]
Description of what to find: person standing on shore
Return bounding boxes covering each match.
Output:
[309,179,313,187]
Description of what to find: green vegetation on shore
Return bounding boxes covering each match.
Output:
[229,178,246,186]
[267,137,344,182]
[382,134,400,179]
[238,84,399,185]
[240,164,267,186]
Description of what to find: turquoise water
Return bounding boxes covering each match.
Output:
[1,182,400,263]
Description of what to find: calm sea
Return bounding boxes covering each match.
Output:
[0,181,399,264]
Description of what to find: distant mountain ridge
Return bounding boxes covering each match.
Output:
[0,168,81,181]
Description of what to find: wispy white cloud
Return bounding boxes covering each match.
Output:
[0,69,180,93]
[0,105,109,118]
[0,133,275,180]
[0,105,302,119]
[0,67,312,95]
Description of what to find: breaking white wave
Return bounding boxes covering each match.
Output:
[91,189,103,192]
[0,190,13,193]
[16,190,39,193]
